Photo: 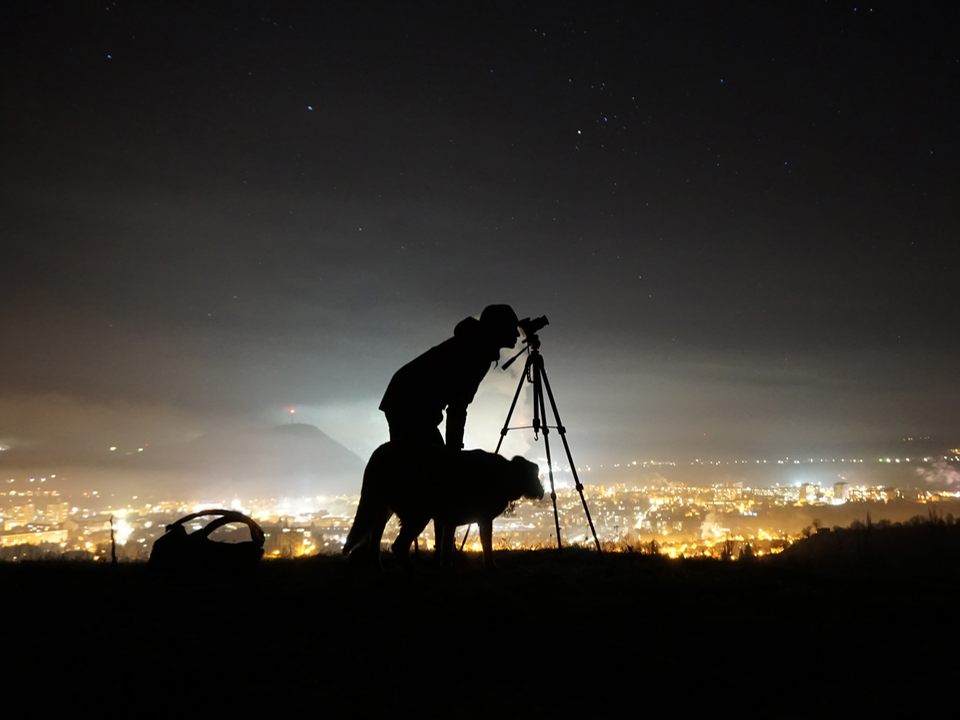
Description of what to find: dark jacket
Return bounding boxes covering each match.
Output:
[379,317,500,448]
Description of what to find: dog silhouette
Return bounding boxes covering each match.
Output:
[343,442,543,569]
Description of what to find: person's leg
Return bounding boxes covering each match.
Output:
[392,516,429,570]
[385,414,446,559]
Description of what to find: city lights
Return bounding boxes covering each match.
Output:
[2,457,957,561]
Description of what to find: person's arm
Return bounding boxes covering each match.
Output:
[444,350,493,450]
[445,404,466,450]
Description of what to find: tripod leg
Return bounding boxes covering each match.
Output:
[538,360,603,553]
[478,353,532,553]
[533,357,563,550]
[495,354,531,455]
[459,524,468,552]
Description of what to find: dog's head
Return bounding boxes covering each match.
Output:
[510,456,544,501]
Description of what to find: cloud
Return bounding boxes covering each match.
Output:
[0,393,219,463]
[915,460,960,489]
[463,353,533,458]
[286,347,534,461]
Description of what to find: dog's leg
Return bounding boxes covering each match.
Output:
[392,517,429,570]
[479,521,497,570]
[365,507,392,570]
[438,523,457,568]
[432,519,445,560]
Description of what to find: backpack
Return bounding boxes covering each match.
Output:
[149,509,265,571]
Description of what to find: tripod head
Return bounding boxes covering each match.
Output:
[502,315,548,370]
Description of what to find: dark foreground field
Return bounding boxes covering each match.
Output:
[3,549,956,716]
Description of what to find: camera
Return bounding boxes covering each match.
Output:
[518,315,549,339]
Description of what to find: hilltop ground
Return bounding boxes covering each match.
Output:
[3,540,956,716]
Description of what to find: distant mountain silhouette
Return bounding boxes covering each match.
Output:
[0,423,366,498]
[136,423,365,496]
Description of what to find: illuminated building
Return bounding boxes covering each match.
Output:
[9,504,36,526]
[0,528,68,547]
[799,484,817,504]
[44,501,71,524]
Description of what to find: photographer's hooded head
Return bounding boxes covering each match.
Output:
[477,304,520,351]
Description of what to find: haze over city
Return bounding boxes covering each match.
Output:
[2,3,956,498]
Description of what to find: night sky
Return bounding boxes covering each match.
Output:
[2,2,957,485]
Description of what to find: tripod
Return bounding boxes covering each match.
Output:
[493,332,602,552]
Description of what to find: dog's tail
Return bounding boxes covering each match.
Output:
[342,494,377,556]
[342,515,365,556]
[343,444,394,560]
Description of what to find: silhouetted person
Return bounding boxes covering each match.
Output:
[379,304,520,560]
[380,304,520,450]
